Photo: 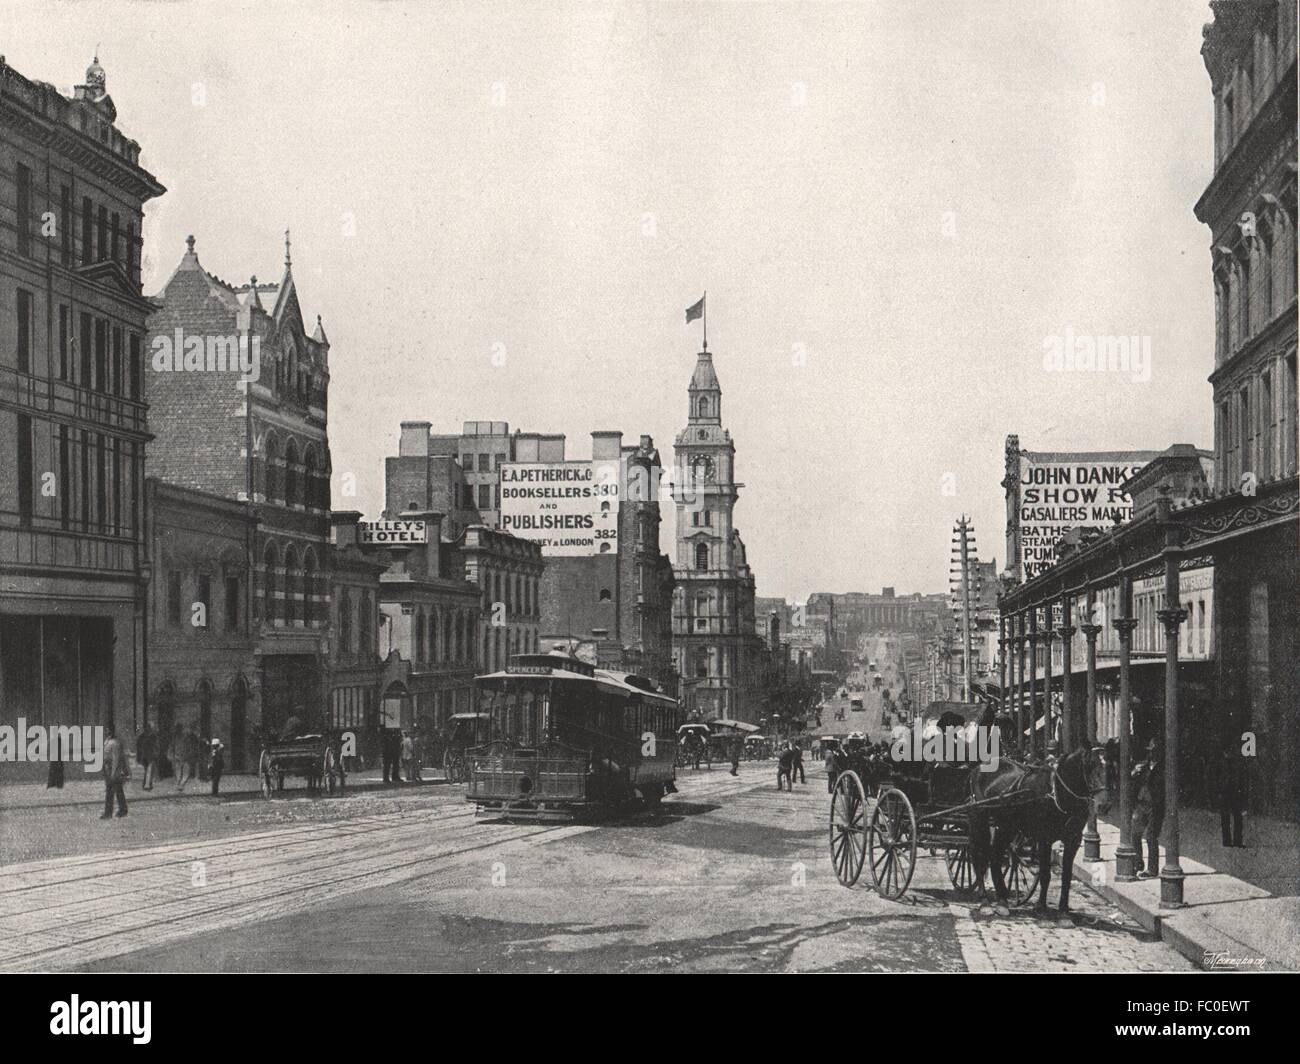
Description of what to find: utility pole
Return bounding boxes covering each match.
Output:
[950,516,977,703]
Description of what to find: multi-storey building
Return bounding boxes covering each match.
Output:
[0,56,164,769]
[460,523,544,674]
[146,234,334,737]
[144,478,257,769]
[670,346,765,720]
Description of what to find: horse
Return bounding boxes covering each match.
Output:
[967,746,1114,917]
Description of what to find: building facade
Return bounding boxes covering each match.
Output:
[0,56,164,772]
[146,234,333,738]
[670,347,765,720]
[145,478,258,769]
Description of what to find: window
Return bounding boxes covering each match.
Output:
[225,575,240,632]
[16,415,32,527]
[110,212,120,263]
[94,319,107,392]
[112,327,123,396]
[95,434,106,530]
[58,425,70,529]
[129,334,141,400]
[415,612,425,664]
[196,575,212,629]
[16,163,31,256]
[695,542,709,571]
[167,572,182,626]
[598,588,612,602]
[58,306,69,380]
[477,453,490,472]
[112,438,121,535]
[478,484,491,509]
[263,543,279,625]
[81,197,93,265]
[96,205,107,262]
[126,221,135,279]
[16,289,32,373]
[61,185,71,265]
[79,312,91,386]
[339,589,351,653]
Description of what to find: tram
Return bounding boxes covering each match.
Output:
[465,651,681,820]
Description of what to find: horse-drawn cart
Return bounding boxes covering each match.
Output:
[258,734,345,798]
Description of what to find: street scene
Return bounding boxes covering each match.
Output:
[0,0,1297,991]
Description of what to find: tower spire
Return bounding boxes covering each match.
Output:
[284,228,292,269]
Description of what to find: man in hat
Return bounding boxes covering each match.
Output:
[100,724,129,819]
[209,738,225,796]
[1130,737,1164,879]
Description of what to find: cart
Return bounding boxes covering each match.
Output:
[258,733,344,798]
[828,757,1041,903]
[443,712,490,784]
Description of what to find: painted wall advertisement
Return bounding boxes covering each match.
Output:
[499,461,620,556]
[1017,452,1151,580]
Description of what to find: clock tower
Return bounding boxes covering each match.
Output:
[671,346,762,721]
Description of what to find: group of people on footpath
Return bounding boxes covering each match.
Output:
[777,741,805,791]
[90,721,228,822]
[381,728,425,784]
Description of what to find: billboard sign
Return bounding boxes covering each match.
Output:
[1016,451,1154,580]
[359,519,427,545]
[499,461,620,556]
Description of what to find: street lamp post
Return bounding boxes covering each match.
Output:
[1157,493,1187,909]
[1113,573,1140,881]
[1080,588,1103,861]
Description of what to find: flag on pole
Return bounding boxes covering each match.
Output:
[685,295,705,323]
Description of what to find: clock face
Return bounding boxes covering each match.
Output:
[691,455,715,482]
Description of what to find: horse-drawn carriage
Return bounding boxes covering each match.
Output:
[675,723,712,769]
[258,733,345,798]
[442,712,490,784]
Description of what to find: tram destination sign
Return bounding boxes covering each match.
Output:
[359,519,428,545]
[499,460,620,556]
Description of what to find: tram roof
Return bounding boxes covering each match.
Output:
[476,654,677,707]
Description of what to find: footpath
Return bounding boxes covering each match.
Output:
[1069,807,1299,972]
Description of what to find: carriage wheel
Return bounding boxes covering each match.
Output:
[868,787,917,900]
[945,846,979,896]
[829,770,867,886]
[1002,830,1042,907]
[258,750,273,800]
[323,746,344,796]
[445,753,464,784]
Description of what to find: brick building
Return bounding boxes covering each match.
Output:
[146,233,333,737]
[460,523,543,674]
[328,511,389,758]
[0,55,164,772]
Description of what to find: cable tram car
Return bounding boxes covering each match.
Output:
[465,651,681,820]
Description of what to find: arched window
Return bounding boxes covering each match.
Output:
[428,610,438,663]
[283,545,299,625]
[284,439,299,508]
[263,433,281,503]
[358,592,371,655]
[302,548,318,625]
[695,647,710,678]
[263,541,279,626]
[697,396,708,417]
[303,445,318,511]
[598,588,612,602]
[695,542,709,571]
[339,588,352,653]
[415,611,425,664]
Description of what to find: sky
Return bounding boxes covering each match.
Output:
[2,0,1220,600]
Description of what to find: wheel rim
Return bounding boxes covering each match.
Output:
[945,846,979,895]
[868,789,916,900]
[829,770,867,886]
[1004,832,1041,906]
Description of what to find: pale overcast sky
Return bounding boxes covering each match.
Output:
[4,0,1218,600]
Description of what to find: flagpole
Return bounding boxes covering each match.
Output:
[703,291,707,351]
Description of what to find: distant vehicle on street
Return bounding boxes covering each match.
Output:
[850,696,864,713]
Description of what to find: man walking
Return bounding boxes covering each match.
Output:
[209,739,225,797]
[401,731,415,782]
[777,742,795,791]
[100,725,129,819]
[792,742,806,785]
[136,723,157,791]
[1130,737,1164,879]
[1218,736,1246,847]
[177,725,202,792]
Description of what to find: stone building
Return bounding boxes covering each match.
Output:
[144,479,257,769]
[328,511,389,758]
[0,56,164,771]
[146,233,333,737]
[460,523,544,674]
[670,346,765,720]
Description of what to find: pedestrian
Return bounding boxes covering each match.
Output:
[1218,736,1246,847]
[730,738,740,776]
[209,739,225,796]
[177,725,202,793]
[100,724,129,819]
[401,731,415,782]
[792,742,805,784]
[411,730,424,782]
[46,729,65,789]
[777,742,795,791]
[136,722,157,791]
[1129,737,1164,879]
[382,728,401,784]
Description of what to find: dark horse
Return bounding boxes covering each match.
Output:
[967,746,1114,917]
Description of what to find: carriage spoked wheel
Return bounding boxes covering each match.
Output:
[829,770,867,886]
[944,845,980,896]
[867,787,917,900]
[258,750,274,800]
[1002,830,1042,907]
[444,752,465,784]
[322,746,344,796]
